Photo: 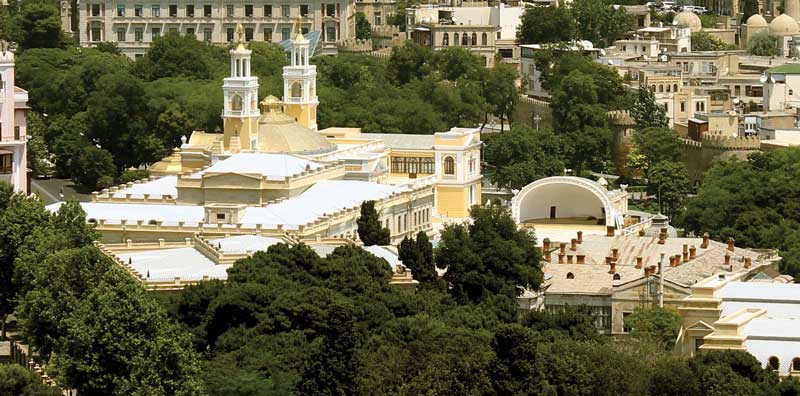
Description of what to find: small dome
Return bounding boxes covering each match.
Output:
[746,14,768,27]
[769,13,800,35]
[674,11,703,32]
[255,99,335,155]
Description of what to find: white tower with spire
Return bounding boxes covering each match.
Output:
[283,17,318,130]
[223,23,260,152]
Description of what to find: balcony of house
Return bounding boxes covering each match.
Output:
[0,127,26,144]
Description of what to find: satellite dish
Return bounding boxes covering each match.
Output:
[760,74,768,83]
[607,59,614,65]
[643,55,649,61]
[770,76,776,83]
[660,54,668,62]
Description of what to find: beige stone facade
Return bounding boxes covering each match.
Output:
[76,0,356,58]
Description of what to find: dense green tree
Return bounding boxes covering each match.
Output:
[54,267,204,396]
[631,88,669,130]
[10,0,69,49]
[355,12,372,40]
[570,0,629,47]
[747,31,781,57]
[648,160,690,219]
[631,127,682,177]
[649,357,702,396]
[692,31,736,51]
[484,125,566,190]
[118,168,150,184]
[516,6,575,44]
[357,200,390,246]
[134,32,225,81]
[386,41,432,85]
[435,204,543,303]
[681,148,800,278]
[0,364,60,396]
[624,307,682,350]
[430,47,484,81]
[398,231,437,284]
[24,112,52,177]
[0,192,49,338]
[483,63,519,131]
[69,144,117,190]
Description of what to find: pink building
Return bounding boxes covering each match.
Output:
[0,41,28,193]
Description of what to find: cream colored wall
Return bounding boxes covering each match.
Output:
[284,100,317,130]
[437,185,468,218]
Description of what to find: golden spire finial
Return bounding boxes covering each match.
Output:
[236,23,245,44]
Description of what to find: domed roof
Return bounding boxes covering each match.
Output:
[255,97,335,155]
[746,14,768,27]
[769,13,800,35]
[674,11,703,32]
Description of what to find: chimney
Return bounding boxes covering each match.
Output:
[606,226,615,237]
[744,257,752,269]
[558,253,565,264]
[644,266,651,277]
[570,238,578,251]
[669,255,676,267]
[675,254,683,266]
[544,250,551,262]
[560,242,566,255]
[701,232,710,249]
[605,256,613,266]
[577,231,583,244]
[636,256,643,269]
[650,264,658,274]
[567,255,574,264]
[543,238,551,252]
[689,245,696,259]
[724,253,730,266]
[658,229,667,244]
[612,248,619,259]
[577,254,585,264]
[727,237,735,252]
[609,260,616,274]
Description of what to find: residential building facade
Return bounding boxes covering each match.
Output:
[0,41,29,193]
[76,0,356,58]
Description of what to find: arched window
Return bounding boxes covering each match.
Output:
[768,356,780,371]
[481,32,487,45]
[666,84,671,93]
[291,82,302,98]
[566,272,575,279]
[792,357,800,372]
[650,84,656,91]
[443,33,449,46]
[453,33,459,46]
[461,33,468,46]
[468,156,475,174]
[673,83,678,92]
[658,84,664,93]
[613,273,621,280]
[471,32,477,46]
[231,94,242,111]
[443,156,455,175]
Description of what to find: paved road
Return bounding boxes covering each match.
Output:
[30,178,91,205]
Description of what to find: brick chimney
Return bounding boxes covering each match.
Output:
[644,266,651,277]
[689,245,696,259]
[606,226,615,237]
[567,255,574,264]
[727,237,735,252]
[570,238,577,251]
[701,232,710,249]
[669,255,677,267]
[744,257,752,269]
[577,254,585,264]
[558,253,565,264]
[675,254,683,266]
[636,256,643,269]
[577,231,583,244]
[609,260,616,274]
[543,238,551,252]
[612,248,619,260]
[650,264,657,274]
[605,256,613,266]
[560,242,566,255]
[724,253,730,266]
[682,244,689,263]
[658,229,667,244]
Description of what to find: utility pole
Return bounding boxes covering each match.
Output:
[658,252,665,308]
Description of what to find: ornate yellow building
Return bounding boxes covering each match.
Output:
[50,24,481,244]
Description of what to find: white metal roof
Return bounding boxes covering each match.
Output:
[203,152,322,178]
[117,247,231,282]
[112,176,179,198]
[46,202,206,224]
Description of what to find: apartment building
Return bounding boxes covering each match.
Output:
[0,42,29,193]
[77,0,355,58]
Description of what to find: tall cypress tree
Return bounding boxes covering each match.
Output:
[356,200,390,246]
[398,231,437,284]
[631,87,669,130]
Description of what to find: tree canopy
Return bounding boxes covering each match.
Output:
[747,31,780,57]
